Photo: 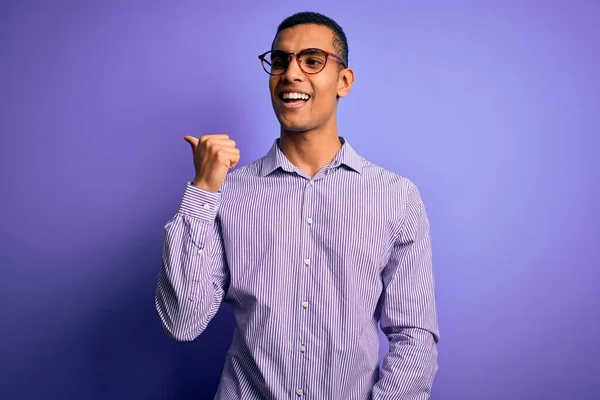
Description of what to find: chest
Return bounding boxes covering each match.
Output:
[218,178,396,296]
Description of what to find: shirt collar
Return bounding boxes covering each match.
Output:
[259,136,364,177]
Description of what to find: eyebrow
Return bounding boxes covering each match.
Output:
[272,47,327,54]
[301,48,323,55]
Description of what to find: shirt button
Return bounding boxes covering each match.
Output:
[300,344,306,353]
[197,248,204,255]
[296,388,303,396]
[302,300,309,308]
[307,217,313,224]
[304,258,310,266]
[203,203,211,210]
[309,180,314,186]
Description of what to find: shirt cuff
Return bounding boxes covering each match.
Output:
[178,182,221,222]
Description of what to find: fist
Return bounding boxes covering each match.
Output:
[183,134,240,192]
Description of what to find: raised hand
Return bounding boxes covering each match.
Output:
[183,134,240,192]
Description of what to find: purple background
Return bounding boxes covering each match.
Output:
[2,1,599,399]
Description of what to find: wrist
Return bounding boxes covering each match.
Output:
[192,179,219,192]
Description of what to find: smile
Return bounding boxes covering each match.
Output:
[278,91,311,109]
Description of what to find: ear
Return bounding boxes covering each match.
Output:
[337,67,355,98]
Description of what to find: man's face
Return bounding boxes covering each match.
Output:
[269,24,353,133]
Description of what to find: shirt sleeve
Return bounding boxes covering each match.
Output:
[372,181,440,399]
[155,182,229,341]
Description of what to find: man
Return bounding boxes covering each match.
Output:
[155,11,439,399]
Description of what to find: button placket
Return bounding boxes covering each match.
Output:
[294,178,316,397]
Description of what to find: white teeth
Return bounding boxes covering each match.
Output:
[282,92,309,100]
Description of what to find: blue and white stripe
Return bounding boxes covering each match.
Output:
[156,137,439,399]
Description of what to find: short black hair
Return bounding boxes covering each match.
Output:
[272,11,349,67]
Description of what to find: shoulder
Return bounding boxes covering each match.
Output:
[360,157,418,198]
[359,157,427,235]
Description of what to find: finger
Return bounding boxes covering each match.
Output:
[217,149,240,168]
[218,147,240,159]
[200,133,230,143]
[226,157,240,169]
[205,138,236,149]
[183,135,199,148]
[229,159,240,168]
[213,138,236,148]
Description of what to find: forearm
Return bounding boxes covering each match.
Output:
[372,327,438,400]
[155,184,227,341]
[374,181,439,399]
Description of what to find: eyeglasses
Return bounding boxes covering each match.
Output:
[258,48,346,76]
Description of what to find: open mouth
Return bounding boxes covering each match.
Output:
[279,92,311,107]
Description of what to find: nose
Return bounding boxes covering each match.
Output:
[281,54,304,82]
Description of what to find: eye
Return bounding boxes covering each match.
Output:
[299,49,327,70]
[271,58,287,68]
[305,57,323,66]
[269,51,288,69]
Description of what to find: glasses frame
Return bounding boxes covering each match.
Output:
[258,48,347,76]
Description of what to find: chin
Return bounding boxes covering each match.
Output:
[280,120,313,132]
[275,115,307,132]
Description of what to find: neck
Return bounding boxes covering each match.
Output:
[279,122,342,178]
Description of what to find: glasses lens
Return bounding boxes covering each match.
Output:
[264,50,288,75]
[298,49,327,73]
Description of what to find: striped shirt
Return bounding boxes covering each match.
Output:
[155,137,439,399]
